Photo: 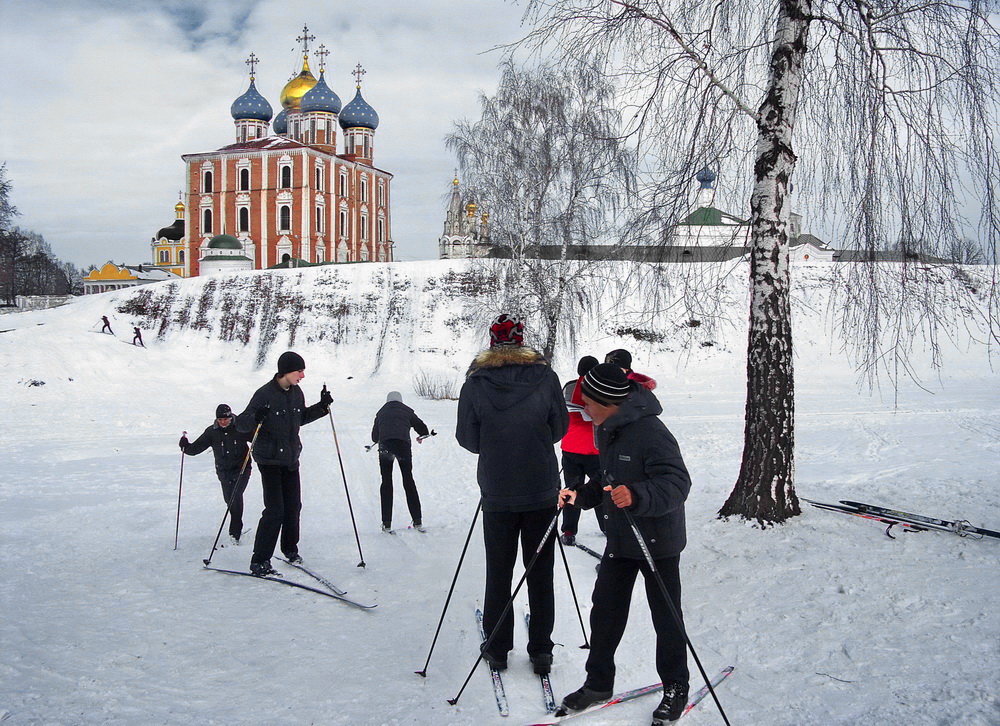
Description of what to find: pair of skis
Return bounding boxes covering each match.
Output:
[204,558,376,609]
[803,498,999,540]
[474,607,556,717]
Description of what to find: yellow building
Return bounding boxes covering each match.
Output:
[149,200,188,277]
[83,262,179,295]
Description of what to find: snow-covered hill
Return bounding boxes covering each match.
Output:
[1,259,997,725]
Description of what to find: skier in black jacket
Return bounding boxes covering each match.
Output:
[179,403,253,544]
[371,391,430,531]
[236,351,332,577]
[558,363,692,724]
[456,314,569,674]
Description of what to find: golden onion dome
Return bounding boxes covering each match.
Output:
[279,56,318,109]
[174,201,185,213]
[466,201,478,216]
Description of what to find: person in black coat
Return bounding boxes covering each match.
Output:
[371,391,430,531]
[179,403,252,544]
[456,314,569,674]
[235,351,332,577]
[558,364,692,724]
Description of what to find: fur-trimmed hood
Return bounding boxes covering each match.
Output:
[465,346,551,413]
[466,345,547,376]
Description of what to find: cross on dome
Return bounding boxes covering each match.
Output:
[353,63,366,88]
[245,52,259,80]
[296,23,316,58]
[315,44,330,74]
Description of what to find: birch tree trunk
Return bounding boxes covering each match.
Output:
[719,0,810,523]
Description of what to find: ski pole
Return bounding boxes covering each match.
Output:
[415,499,482,678]
[326,391,366,568]
[173,433,186,550]
[202,423,261,567]
[622,507,731,726]
[554,520,590,649]
[447,509,560,707]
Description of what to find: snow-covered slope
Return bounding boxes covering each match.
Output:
[1,259,997,725]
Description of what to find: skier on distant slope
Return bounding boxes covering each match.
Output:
[132,326,144,347]
[456,314,568,675]
[559,355,605,546]
[557,363,691,724]
[179,404,252,545]
[372,391,430,533]
[100,315,113,334]
[236,351,332,577]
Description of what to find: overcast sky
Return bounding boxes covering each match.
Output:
[0,0,530,266]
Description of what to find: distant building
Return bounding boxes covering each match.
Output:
[198,234,254,275]
[83,263,180,295]
[149,199,188,277]
[178,25,393,277]
[439,176,491,259]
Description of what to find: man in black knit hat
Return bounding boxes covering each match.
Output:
[236,351,332,577]
[179,404,253,544]
[457,314,568,675]
[558,363,692,724]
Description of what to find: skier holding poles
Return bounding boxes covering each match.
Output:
[179,404,253,545]
[371,391,430,532]
[456,314,568,675]
[556,363,722,725]
[236,351,332,577]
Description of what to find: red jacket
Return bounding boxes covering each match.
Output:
[628,371,657,390]
[561,377,599,455]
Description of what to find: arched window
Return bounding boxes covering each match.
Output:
[203,170,213,193]
[360,213,368,240]
[179,250,185,264]
[202,209,212,235]
[279,205,291,232]
[339,174,347,197]
[377,217,385,242]
[316,206,324,233]
[239,207,250,233]
[360,177,368,202]
[159,249,169,263]
[315,167,322,189]
[363,136,371,159]
[239,168,250,191]
[378,182,385,206]
[339,209,348,237]
[280,165,292,189]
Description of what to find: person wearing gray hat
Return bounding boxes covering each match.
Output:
[371,392,431,532]
[178,404,252,544]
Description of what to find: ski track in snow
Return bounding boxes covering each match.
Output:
[1,261,998,725]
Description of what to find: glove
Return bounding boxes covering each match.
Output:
[254,406,268,424]
[320,385,333,407]
[178,435,189,451]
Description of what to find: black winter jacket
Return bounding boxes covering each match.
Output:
[236,378,328,470]
[371,401,429,444]
[456,346,569,512]
[185,422,252,478]
[574,384,690,559]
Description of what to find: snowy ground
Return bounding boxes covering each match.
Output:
[1,267,998,726]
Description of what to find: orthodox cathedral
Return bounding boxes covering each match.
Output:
[150,26,392,277]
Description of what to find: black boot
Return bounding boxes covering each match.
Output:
[530,652,553,675]
[249,560,279,577]
[651,681,689,724]
[560,684,613,712]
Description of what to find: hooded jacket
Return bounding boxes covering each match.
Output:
[372,400,429,444]
[185,421,252,477]
[456,346,569,512]
[236,378,328,469]
[574,384,690,559]
[560,377,599,455]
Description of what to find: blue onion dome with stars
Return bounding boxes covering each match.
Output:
[339,88,379,130]
[301,72,341,114]
[696,167,717,188]
[230,79,273,122]
[273,108,288,134]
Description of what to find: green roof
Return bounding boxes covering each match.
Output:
[200,254,252,262]
[207,234,242,249]
[679,206,746,226]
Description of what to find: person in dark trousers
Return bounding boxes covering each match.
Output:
[456,314,569,675]
[236,351,332,577]
[179,404,252,544]
[558,363,692,724]
[371,391,429,532]
[605,348,657,391]
[132,326,144,347]
[559,355,605,545]
[100,316,113,334]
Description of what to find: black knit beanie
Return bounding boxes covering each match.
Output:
[216,404,233,419]
[581,363,631,406]
[277,351,306,376]
[577,355,599,377]
[605,349,633,371]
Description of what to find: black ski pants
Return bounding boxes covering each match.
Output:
[251,464,301,564]
[482,507,557,658]
[585,554,689,691]
[218,466,251,539]
[378,438,421,526]
[560,451,605,536]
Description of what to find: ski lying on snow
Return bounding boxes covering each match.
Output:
[840,500,999,540]
[204,567,376,609]
[524,606,557,713]
[528,665,734,726]
[803,498,929,538]
[276,556,348,595]
[476,607,509,717]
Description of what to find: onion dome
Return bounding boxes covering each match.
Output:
[280,57,318,110]
[231,79,273,121]
[465,202,478,217]
[339,88,379,130]
[695,167,717,189]
[273,109,288,134]
[207,234,242,250]
[301,72,341,114]
[156,219,184,241]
